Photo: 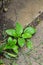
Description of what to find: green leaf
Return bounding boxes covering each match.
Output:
[4,44,11,50]
[22,33,32,39]
[13,45,18,50]
[13,45,19,54]
[18,38,25,47]
[13,49,19,54]
[13,39,17,44]
[4,37,13,50]
[4,41,17,50]
[4,38,17,50]
[26,40,33,49]
[8,38,17,45]
[15,22,23,36]
[5,29,17,37]
[8,37,13,44]
[24,27,36,35]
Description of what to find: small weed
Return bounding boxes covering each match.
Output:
[0,22,36,58]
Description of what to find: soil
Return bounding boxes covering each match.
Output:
[0,16,15,41]
[0,0,43,65]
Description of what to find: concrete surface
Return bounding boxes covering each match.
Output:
[6,0,43,27]
[0,0,43,65]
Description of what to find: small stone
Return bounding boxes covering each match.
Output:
[3,8,8,12]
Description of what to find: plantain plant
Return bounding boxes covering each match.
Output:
[0,22,36,59]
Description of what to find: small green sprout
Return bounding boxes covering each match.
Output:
[0,22,36,58]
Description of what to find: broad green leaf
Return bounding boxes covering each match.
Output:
[22,33,32,39]
[8,38,17,45]
[8,37,13,44]
[5,29,17,37]
[13,45,18,54]
[13,45,18,50]
[15,22,23,36]
[13,39,17,44]
[4,44,11,50]
[8,37,17,46]
[4,39,17,50]
[4,41,17,50]
[13,49,19,54]
[18,38,25,47]
[4,37,13,50]
[24,27,36,35]
[26,40,33,49]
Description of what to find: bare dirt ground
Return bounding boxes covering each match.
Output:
[0,0,43,65]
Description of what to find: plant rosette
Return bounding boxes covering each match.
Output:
[0,22,36,58]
